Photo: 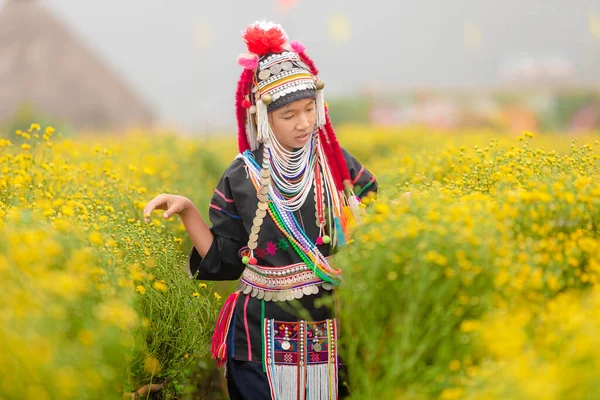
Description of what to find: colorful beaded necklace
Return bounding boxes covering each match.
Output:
[236,131,352,285]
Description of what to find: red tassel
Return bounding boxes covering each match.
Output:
[318,127,344,191]
[324,112,352,183]
[236,69,254,153]
[297,51,319,76]
[211,291,241,368]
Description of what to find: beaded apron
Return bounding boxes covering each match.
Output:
[236,259,334,302]
[264,319,338,400]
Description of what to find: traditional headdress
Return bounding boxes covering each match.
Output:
[234,21,362,286]
[235,21,352,193]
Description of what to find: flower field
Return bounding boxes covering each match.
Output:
[1,124,599,399]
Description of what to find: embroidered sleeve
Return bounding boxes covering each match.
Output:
[186,160,249,281]
[341,148,378,199]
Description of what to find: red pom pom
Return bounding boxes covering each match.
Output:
[241,99,251,109]
[249,257,258,265]
[316,237,323,245]
[243,22,288,56]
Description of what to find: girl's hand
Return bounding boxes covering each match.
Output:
[143,194,191,223]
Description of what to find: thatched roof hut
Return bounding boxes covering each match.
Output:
[0,0,154,129]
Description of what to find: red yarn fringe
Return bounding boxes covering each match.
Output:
[318,127,344,191]
[324,112,351,183]
[236,69,254,153]
[297,51,319,76]
[211,291,241,368]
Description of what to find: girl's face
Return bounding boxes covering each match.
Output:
[268,97,317,151]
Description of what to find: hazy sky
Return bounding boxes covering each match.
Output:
[2,0,599,131]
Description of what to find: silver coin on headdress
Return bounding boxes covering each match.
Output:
[258,69,271,80]
[270,64,282,74]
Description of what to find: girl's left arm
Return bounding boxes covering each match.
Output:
[341,148,378,199]
[186,160,249,281]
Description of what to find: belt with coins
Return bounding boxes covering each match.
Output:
[236,259,334,302]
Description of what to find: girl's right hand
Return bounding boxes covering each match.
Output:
[143,194,191,223]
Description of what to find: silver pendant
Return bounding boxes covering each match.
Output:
[281,341,291,350]
[313,343,321,352]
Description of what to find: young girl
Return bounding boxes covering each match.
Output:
[144,21,377,400]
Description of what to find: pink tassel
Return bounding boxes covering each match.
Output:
[289,40,306,53]
[211,291,241,368]
[237,53,259,70]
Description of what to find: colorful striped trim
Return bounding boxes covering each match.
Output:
[215,188,234,203]
[260,73,313,94]
[355,176,376,197]
[352,166,365,185]
[260,54,298,69]
[209,203,241,220]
